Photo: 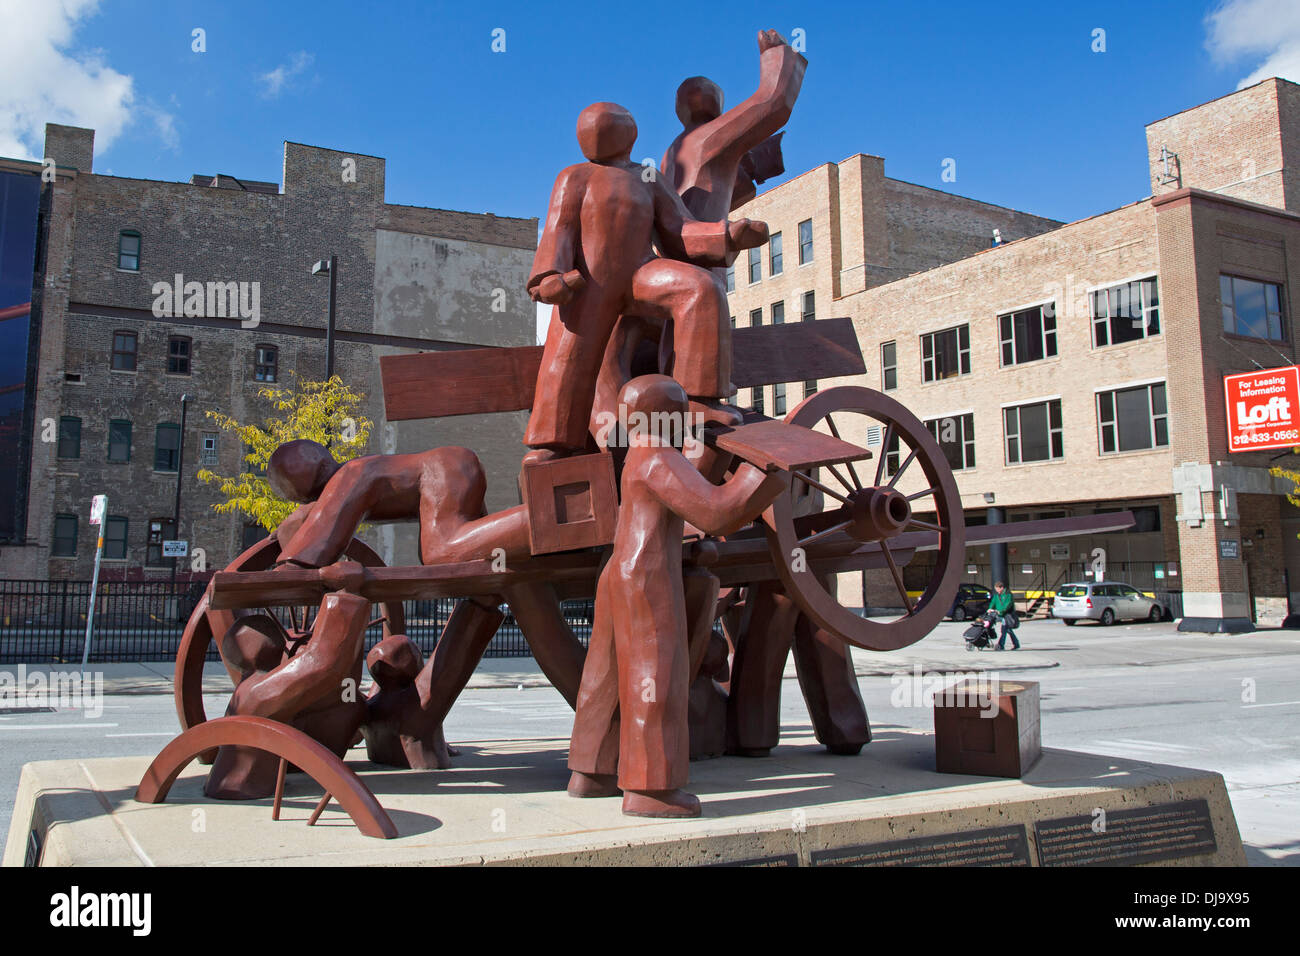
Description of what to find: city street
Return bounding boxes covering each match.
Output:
[2,618,1297,865]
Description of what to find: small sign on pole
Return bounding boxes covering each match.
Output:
[162,540,189,558]
[82,495,107,670]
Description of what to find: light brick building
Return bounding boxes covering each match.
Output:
[727,78,1300,632]
[0,124,537,581]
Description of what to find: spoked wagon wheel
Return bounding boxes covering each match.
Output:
[763,386,965,651]
[174,535,405,748]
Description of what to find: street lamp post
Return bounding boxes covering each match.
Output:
[312,255,338,379]
[170,393,189,595]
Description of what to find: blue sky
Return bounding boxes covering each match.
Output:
[3,0,1298,227]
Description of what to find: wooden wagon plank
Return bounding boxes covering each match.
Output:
[380,317,866,421]
[731,316,865,388]
[382,346,543,421]
[705,417,871,471]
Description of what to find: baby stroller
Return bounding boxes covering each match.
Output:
[963,614,998,651]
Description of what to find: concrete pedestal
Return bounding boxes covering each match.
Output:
[4,730,1245,867]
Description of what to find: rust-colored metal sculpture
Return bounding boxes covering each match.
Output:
[147,28,1136,833]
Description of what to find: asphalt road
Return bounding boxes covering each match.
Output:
[1,618,1296,865]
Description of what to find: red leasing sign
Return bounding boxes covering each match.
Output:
[1225,365,1300,452]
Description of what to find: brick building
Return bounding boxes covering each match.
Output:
[727,78,1300,632]
[0,123,537,581]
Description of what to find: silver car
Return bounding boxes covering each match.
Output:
[1053,581,1166,626]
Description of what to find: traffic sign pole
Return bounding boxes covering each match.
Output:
[82,495,107,672]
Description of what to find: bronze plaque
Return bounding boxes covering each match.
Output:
[1034,799,1216,866]
[811,824,1030,867]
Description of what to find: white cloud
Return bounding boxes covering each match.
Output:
[0,0,159,161]
[258,51,314,99]
[1206,0,1300,88]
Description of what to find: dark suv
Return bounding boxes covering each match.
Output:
[949,584,992,621]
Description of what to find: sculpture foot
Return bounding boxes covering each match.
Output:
[622,788,701,818]
[522,447,571,467]
[726,746,771,758]
[826,742,864,756]
[567,771,620,798]
[689,398,744,427]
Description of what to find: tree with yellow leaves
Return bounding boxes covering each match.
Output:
[197,375,372,532]
[1271,453,1300,534]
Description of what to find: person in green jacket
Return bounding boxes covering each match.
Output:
[987,581,1020,650]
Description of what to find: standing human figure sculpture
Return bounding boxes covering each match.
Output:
[567,375,786,817]
[525,101,768,464]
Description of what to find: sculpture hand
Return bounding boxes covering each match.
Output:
[757,29,787,53]
[728,218,770,250]
[532,271,581,305]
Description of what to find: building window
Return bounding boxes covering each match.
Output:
[1004,399,1063,464]
[774,382,787,416]
[921,324,971,382]
[107,419,132,462]
[167,336,192,375]
[242,522,271,552]
[254,345,278,382]
[998,303,1057,366]
[798,219,813,264]
[155,423,181,471]
[749,307,762,327]
[725,263,735,293]
[53,514,78,557]
[118,231,140,271]
[244,443,267,476]
[146,518,177,566]
[1221,275,1285,341]
[104,516,128,560]
[1097,382,1169,454]
[881,341,897,391]
[925,413,976,471]
[883,428,900,477]
[1092,277,1159,347]
[771,300,784,325]
[800,291,815,322]
[57,416,81,459]
[769,232,783,275]
[111,331,137,371]
[802,291,817,394]
[748,247,761,284]
[753,385,765,416]
[201,433,219,466]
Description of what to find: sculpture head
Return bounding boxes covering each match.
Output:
[675,76,723,127]
[619,374,690,449]
[267,439,341,502]
[221,615,288,675]
[576,102,637,163]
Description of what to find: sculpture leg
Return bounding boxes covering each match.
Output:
[502,581,586,708]
[725,581,800,757]
[207,592,370,799]
[568,570,620,796]
[628,259,732,400]
[414,598,505,728]
[793,614,871,755]
[525,292,622,452]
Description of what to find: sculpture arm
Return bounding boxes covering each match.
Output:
[277,460,374,568]
[652,179,731,266]
[528,164,587,293]
[645,452,785,536]
[695,37,806,168]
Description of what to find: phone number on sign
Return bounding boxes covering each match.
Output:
[1232,429,1300,446]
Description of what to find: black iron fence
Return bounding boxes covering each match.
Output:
[0,579,593,664]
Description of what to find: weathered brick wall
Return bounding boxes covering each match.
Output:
[1145,78,1296,211]
[2,126,536,580]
